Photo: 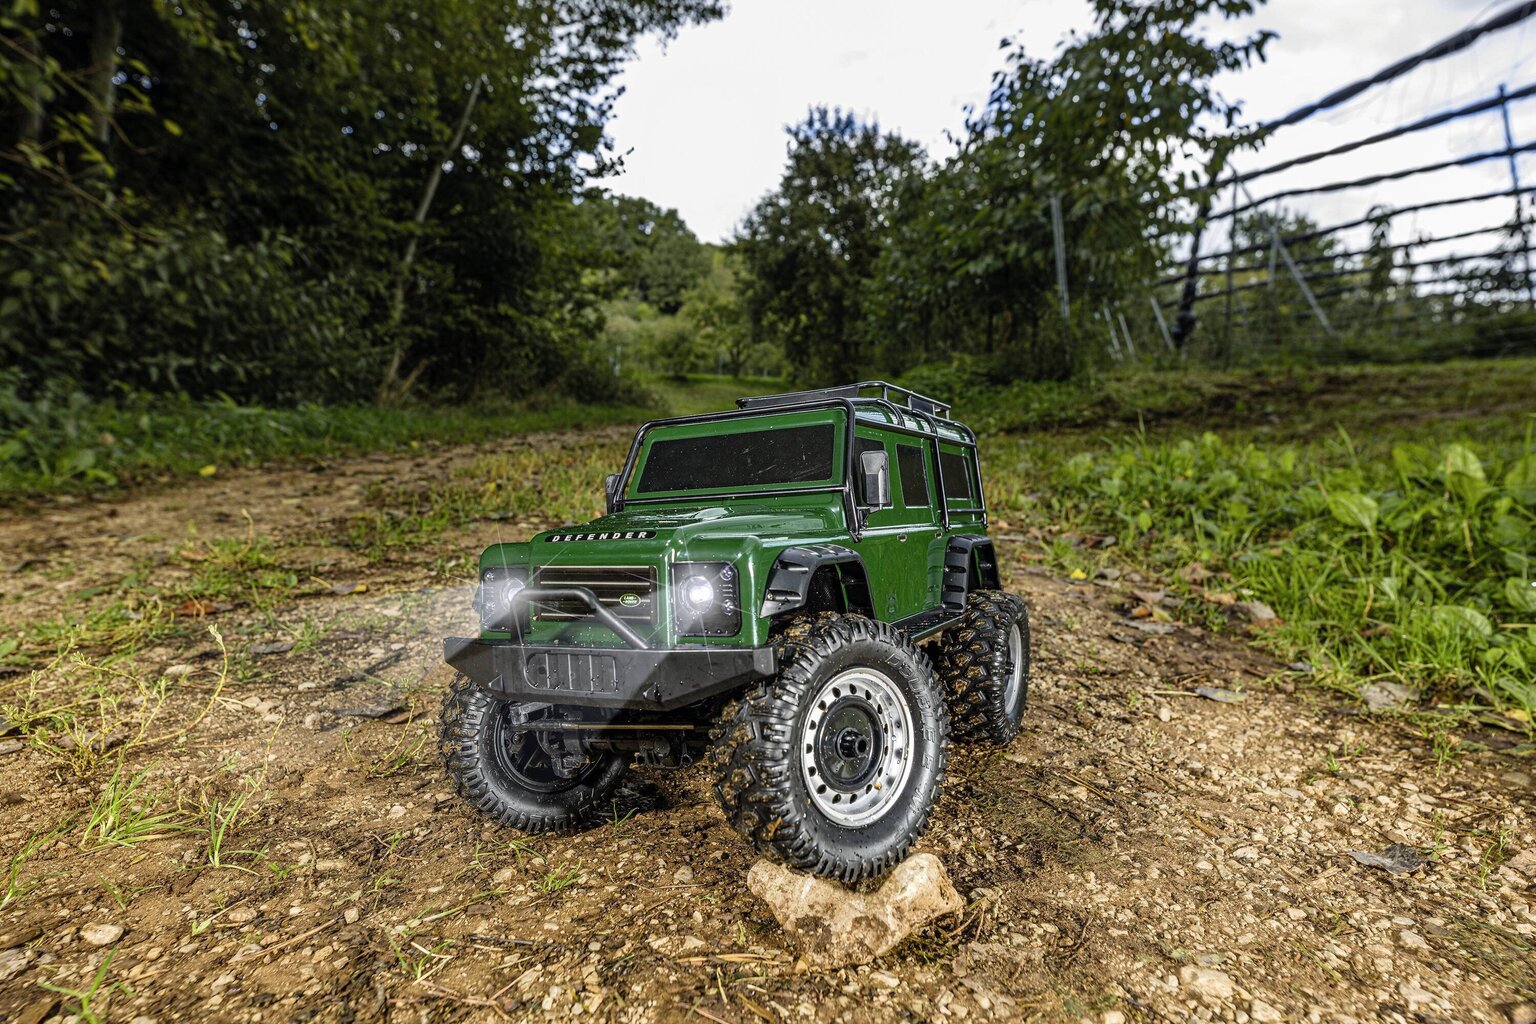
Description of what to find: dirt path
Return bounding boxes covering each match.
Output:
[1,436,1532,1024]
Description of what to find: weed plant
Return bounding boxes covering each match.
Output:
[994,421,1536,716]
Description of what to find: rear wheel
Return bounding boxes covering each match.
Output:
[710,614,949,882]
[439,674,629,832]
[929,591,1031,745]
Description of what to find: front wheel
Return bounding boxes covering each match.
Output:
[438,674,629,832]
[710,614,949,882]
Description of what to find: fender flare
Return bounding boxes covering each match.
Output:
[759,545,874,618]
[943,535,1001,609]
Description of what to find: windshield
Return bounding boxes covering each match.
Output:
[635,422,837,494]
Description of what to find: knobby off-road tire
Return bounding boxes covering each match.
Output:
[710,614,949,882]
[438,673,628,832]
[929,590,1031,745]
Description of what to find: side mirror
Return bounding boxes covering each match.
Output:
[604,473,623,513]
[859,450,891,509]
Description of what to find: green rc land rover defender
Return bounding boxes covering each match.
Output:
[440,382,1030,880]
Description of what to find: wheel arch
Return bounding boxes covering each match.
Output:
[943,535,1001,609]
[759,544,875,620]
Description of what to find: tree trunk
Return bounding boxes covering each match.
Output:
[17,27,46,144]
[377,76,484,405]
[87,0,125,148]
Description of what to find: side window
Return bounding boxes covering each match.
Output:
[940,450,974,503]
[896,444,930,508]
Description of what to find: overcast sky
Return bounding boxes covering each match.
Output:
[605,0,1536,280]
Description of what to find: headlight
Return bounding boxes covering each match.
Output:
[671,562,739,637]
[679,575,716,613]
[476,567,529,632]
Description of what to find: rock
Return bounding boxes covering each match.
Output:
[1194,686,1244,704]
[1361,681,1414,711]
[1506,849,1536,879]
[1249,999,1283,1023]
[0,947,33,982]
[0,739,23,756]
[1232,600,1280,626]
[1177,966,1234,1004]
[1157,706,1172,723]
[672,865,694,884]
[15,997,59,1024]
[80,923,124,946]
[1399,983,1435,1011]
[1348,844,1429,874]
[1505,1002,1536,1024]
[746,853,963,969]
[343,907,360,925]
[0,925,41,949]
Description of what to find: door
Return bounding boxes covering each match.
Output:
[855,432,939,621]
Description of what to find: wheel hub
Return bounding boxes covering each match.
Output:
[800,667,915,827]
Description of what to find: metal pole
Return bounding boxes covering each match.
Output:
[1235,178,1337,339]
[1149,296,1175,352]
[1102,305,1122,359]
[1116,310,1137,356]
[1498,84,1536,307]
[1050,193,1070,319]
[1223,180,1238,360]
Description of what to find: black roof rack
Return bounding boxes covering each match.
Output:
[737,381,953,420]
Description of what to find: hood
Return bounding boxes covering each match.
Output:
[534,501,842,554]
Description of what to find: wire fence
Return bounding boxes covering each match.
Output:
[1074,0,1536,366]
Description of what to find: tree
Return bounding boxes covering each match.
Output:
[0,0,725,404]
[869,0,1273,379]
[584,193,711,313]
[683,249,754,376]
[738,108,925,385]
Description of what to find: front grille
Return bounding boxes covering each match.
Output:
[532,565,658,624]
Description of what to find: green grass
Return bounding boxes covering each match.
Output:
[642,372,786,416]
[81,762,187,849]
[0,392,652,498]
[907,356,1536,438]
[37,948,124,1024]
[989,402,1536,719]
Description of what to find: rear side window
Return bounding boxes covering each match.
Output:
[940,450,974,503]
[897,444,929,508]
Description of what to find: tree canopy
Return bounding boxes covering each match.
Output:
[1,0,723,404]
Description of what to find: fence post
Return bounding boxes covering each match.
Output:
[1050,193,1070,320]
[1116,310,1137,356]
[1235,178,1337,340]
[1149,296,1176,352]
[1223,180,1238,359]
[1101,305,1122,359]
[1498,84,1536,307]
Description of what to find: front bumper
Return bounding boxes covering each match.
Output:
[443,637,777,711]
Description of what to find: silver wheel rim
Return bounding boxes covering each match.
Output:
[1004,622,1026,717]
[800,667,914,827]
